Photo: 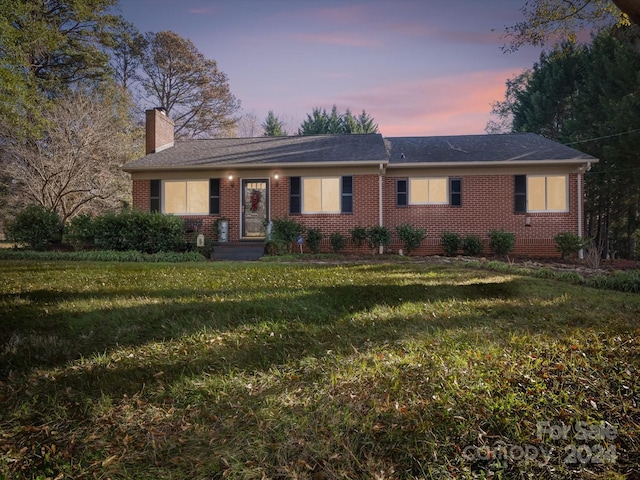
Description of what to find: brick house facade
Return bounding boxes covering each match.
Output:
[123,109,597,257]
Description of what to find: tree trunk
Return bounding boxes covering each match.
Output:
[612,0,640,25]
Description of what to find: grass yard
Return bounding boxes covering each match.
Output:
[0,260,638,479]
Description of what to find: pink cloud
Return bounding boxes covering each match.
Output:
[291,32,381,48]
[332,69,524,136]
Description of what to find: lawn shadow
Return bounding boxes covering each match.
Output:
[1,274,590,404]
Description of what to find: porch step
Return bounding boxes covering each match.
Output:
[212,242,265,261]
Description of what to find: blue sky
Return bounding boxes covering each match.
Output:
[116,0,543,136]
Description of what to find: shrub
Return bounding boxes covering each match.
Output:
[93,210,186,254]
[330,232,345,253]
[5,204,62,250]
[395,223,426,255]
[64,213,96,250]
[488,230,515,257]
[350,226,368,248]
[440,231,461,256]
[367,225,391,252]
[269,217,305,254]
[461,234,483,256]
[554,232,585,259]
[306,228,323,253]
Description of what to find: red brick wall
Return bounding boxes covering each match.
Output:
[130,172,583,257]
[383,174,581,257]
[271,175,380,240]
[132,179,149,211]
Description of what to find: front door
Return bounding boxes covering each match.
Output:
[242,179,268,238]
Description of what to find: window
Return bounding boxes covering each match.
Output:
[303,177,340,213]
[528,175,567,212]
[409,177,448,204]
[514,175,568,213]
[163,180,209,215]
[290,176,353,214]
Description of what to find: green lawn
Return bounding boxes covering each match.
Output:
[0,260,638,479]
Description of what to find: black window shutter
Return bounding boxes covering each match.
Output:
[514,175,527,213]
[341,176,353,213]
[396,179,408,207]
[290,177,301,214]
[450,178,462,207]
[150,180,161,212]
[209,178,221,215]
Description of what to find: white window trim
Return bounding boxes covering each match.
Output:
[527,175,569,213]
[301,176,341,214]
[408,177,449,205]
[162,179,209,216]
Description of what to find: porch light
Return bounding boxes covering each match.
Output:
[228,174,234,186]
[273,173,279,185]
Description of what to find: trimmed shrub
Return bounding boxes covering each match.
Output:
[396,223,426,255]
[306,228,323,253]
[0,249,206,262]
[330,232,345,253]
[441,231,461,256]
[488,229,515,257]
[269,217,305,255]
[350,226,368,248]
[461,234,483,256]
[554,232,585,259]
[367,225,391,252]
[5,204,62,250]
[64,213,96,250]
[93,210,186,254]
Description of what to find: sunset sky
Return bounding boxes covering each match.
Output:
[117,0,544,136]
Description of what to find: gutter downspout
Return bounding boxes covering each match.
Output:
[578,167,584,259]
[379,163,384,254]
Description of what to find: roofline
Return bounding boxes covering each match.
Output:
[123,158,599,174]
[123,160,390,173]
[388,159,598,168]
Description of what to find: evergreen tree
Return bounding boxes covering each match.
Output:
[298,105,378,135]
[506,27,640,257]
[262,111,286,136]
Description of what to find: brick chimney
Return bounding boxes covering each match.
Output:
[145,107,175,154]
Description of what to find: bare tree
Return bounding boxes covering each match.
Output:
[140,31,241,139]
[1,87,141,223]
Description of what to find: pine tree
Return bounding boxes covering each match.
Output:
[262,111,286,136]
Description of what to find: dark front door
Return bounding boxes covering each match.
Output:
[242,179,268,238]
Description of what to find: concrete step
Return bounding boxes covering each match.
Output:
[212,242,265,261]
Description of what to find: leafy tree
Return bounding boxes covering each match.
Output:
[1,87,141,223]
[503,0,635,51]
[0,0,118,134]
[139,30,241,139]
[298,105,378,135]
[262,111,286,136]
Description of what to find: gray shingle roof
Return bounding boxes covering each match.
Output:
[385,133,596,164]
[123,132,597,172]
[124,134,388,171]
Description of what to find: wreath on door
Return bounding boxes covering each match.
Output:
[250,189,262,212]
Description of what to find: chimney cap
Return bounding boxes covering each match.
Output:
[154,107,167,115]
